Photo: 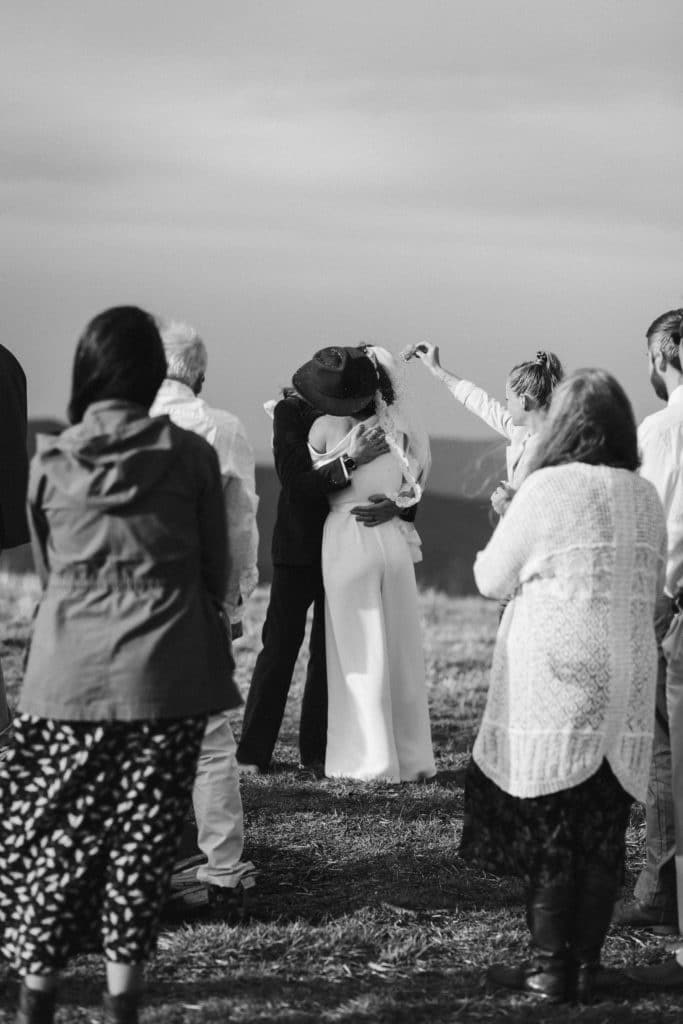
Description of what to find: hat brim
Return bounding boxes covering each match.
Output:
[292,362,376,416]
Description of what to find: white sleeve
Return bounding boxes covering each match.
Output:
[444,378,514,441]
[473,473,545,598]
[216,419,260,621]
[639,421,676,518]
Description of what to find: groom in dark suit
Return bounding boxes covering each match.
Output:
[236,347,401,773]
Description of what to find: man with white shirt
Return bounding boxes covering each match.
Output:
[151,319,259,919]
[619,309,683,987]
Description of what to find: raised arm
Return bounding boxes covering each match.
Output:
[405,342,514,442]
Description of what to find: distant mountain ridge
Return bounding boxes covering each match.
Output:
[3,421,503,595]
[427,436,505,500]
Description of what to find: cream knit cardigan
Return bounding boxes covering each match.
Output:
[473,463,667,801]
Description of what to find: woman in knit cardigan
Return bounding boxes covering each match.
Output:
[460,369,667,1004]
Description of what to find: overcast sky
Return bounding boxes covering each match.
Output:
[3,0,682,457]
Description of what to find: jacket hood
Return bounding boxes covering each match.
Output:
[35,401,181,508]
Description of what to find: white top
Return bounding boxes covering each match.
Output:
[472,463,666,801]
[639,385,683,597]
[151,379,259,622]
[444,377,539,486]
[308,416,423,562]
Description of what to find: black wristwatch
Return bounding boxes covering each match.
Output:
[342,455,357,474]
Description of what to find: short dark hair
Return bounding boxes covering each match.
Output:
[68,306,167,424]
[529,369,639,473]
[508,350,564,409]
[646,308,683,372]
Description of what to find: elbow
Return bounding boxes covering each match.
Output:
[473,557,506,600]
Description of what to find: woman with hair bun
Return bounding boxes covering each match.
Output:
[405,344,563,516]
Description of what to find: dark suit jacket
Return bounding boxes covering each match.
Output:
[271,397,349,566]
[270,396,418,566]
[0,344,29,549]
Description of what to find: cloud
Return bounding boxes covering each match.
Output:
[2,0,682,444]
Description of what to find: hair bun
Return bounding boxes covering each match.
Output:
[535,350,548,367]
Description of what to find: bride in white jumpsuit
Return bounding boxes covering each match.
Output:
[308,348,435,782]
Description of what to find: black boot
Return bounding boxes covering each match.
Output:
[102,992,139,1024]
[570,868,620,1004]
[487,882,572,1002]
[15,984,56,1024]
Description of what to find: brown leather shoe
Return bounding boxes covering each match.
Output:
[624,959,683,988]
[612,899,677,934]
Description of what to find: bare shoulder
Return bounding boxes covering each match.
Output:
[309,415,354,453]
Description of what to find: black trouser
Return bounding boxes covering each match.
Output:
[236,564,327,770]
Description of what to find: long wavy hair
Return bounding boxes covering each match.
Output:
[68,306,167,424]
[529,369,639,473]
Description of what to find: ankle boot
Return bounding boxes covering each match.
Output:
[487,882,573,1002]
[102,992,139,1024]
[15,984,56,1024]
[571,868,620,1004]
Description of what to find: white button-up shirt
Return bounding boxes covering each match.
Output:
[639,384,683,597]
[151,379,259,621]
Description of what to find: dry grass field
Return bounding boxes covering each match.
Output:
[0,576,679,1022]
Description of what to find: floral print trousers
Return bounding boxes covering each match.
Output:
[0,713,206,975]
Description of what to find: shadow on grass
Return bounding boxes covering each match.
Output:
[24,971,677,1024]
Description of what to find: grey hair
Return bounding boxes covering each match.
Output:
[156,318,208,385]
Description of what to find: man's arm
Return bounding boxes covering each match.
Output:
[273,399,388,503]
[215,417,260,623]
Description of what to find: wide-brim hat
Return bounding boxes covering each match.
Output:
[292,346,378,415]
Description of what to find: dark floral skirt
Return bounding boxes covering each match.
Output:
[459,759,633,886]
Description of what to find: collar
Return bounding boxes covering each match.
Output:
[83,400,150,424]
[157,378,197,401]
[668,384,683,408]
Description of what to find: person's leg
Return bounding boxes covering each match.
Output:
[663,614,683,933]
[323,517,398,780]
[101,717,206,1019]
[102,965,142,1023]
[299,578,328,767]
[1,717,123,1024]
[193,711,256,911]
[489,872,574,1002]
[630,606,677,921]
[15,975,58,1024]
[380,534,435,781]
[237,566,316,770]
[569,764,633,1003]
[487,784,578,1003]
